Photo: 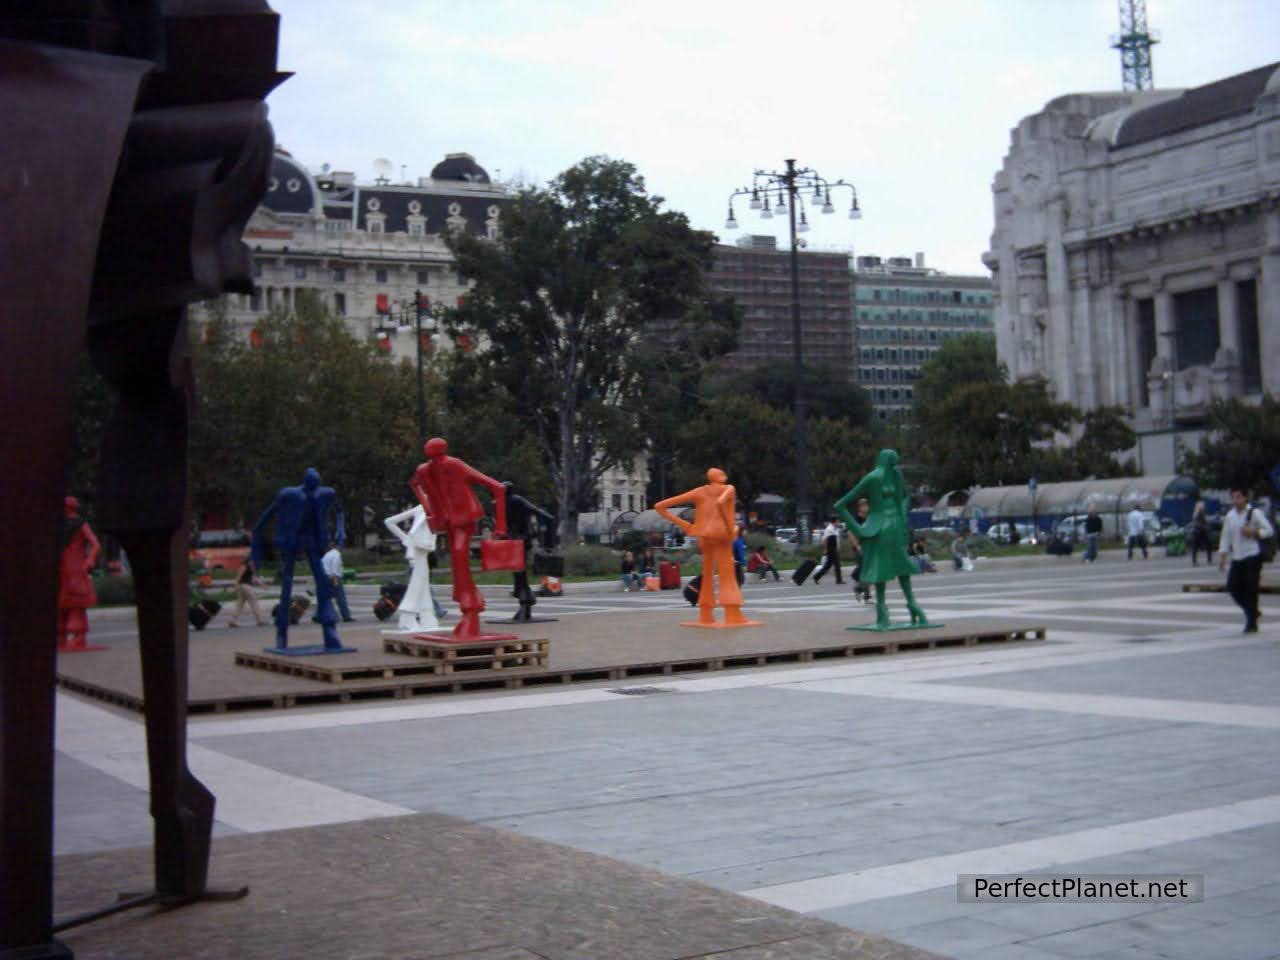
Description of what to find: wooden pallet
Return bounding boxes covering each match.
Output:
[233,650,444,684]
[382,635,549,674]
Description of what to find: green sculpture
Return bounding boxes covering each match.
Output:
[834,449,933,630]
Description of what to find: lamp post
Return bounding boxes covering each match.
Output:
[725,160,861,544]
[414,288,428,446]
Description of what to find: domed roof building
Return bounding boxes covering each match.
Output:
[984,61,1280,474]
[216,149,510,361]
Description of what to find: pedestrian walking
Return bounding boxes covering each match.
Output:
[1218,487,1274,633]
[848,498,872,602]
[1083,503,1103,563]
[812,517,844,584]
[322,540,355,621]
[226,556,266,627]
[1126,505,1149,560]
[1189,500,1213,566]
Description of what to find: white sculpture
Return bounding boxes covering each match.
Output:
[382,504,441,633]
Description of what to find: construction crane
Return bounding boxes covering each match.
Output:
[1111,0,1158,91]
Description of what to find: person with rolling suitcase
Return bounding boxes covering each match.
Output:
[791,557,817,586]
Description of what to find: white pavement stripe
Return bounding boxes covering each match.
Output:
[192,687,631,738]
[746,794,1280,912]
[57,694,411,832]
[187,625,1257,736]
[789,678,1280,728]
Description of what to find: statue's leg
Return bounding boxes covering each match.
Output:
[450,524,482,638]
[899,575,928,625]
[273,552,296,648]
[874,581,890,627]
[91,308,214,901]
[306,548,341,649]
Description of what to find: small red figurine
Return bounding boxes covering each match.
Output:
[411,438,508,640]
[58,496,102,652]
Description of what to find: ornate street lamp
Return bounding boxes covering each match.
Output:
[724,160,861,544]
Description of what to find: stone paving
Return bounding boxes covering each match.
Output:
[55,553,1280,958]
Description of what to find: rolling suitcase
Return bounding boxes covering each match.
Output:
[682,575,702,606]
[271,594,311,625]
[791,558,817,586]
[659,560,681,590]
[188,599,220,631]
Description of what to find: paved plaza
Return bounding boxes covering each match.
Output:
[56,553,1280,958]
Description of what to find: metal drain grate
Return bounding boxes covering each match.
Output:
[609,686,676,696]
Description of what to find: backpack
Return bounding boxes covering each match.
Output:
[1252,508,1276,563]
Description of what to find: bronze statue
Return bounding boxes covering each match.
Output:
[0,4,287,954]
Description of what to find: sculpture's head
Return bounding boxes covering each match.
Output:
[303,467,321,491]
[64,496,79,516]
[876,449,899,469]
[424,437,448,460]
[706,467,727,484]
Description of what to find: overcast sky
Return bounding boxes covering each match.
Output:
[265,0,1279,275]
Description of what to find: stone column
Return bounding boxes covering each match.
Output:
[1217,272,1240,356]
[1260,208,1280,396]
[1212,269,1243,399]
[1045,194,1073,403]
[1154,286,1175,366]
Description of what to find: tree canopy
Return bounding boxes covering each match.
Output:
[1182,395,1280,495]
[702,361,873,430]
[446,155,738,540]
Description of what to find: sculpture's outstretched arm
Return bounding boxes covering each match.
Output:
[654,492,696,532]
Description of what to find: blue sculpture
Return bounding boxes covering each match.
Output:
[251,467,355,655]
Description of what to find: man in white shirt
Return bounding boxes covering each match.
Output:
[812,517,844,585]
[1218,488,1274,633]
[322,541,355,622]
[1126,506,1149,560]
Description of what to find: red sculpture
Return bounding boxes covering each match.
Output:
[411,438,508,640]
[655,468,762,629]
[57,497,103,652]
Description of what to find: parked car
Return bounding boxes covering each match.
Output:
[987,521,1038,545]
[189,528,251,572]
[772,527,799,543]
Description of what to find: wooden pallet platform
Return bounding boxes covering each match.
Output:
[383,635,550,674]
[233,650,443,684]
[1183,582,1279,594]
[58,614,1046,716]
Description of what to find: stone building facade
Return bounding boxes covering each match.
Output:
[216,149,509,360]
[985,63,1280,472]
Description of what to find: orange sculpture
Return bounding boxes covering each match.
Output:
[655,468,762,629]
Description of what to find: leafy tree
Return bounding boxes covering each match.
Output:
[913,332,1006,415]
[68,352,114,512]
[672,395,790,511]
[702,361,873,430]
[446,155,737,541]
[1182,395,1280,495]
[1074,405,1139,478]
[190,293,421,543]
[917,376,1074,494]
[808,417,878,517]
